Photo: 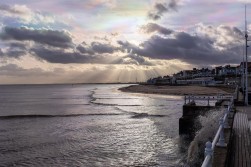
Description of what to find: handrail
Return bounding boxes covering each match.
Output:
[184,94,233,106]
[212,125,223,150]
[184,95,233,101]
[201,94,234,167]
[185,86,238,104]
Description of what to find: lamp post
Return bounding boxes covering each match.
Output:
[243,46,245,93]
[245,34,249,105]
[245,5,249,106]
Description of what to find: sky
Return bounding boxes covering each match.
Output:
[0,0,251,84]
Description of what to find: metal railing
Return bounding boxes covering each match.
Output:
[201,96,234,167]
[185,85,238,106]
[184,94,233,106]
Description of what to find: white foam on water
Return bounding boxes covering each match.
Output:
[186,107,224,166]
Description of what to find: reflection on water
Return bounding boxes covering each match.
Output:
[0,84,194,166]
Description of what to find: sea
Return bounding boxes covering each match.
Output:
[0,84,222,167]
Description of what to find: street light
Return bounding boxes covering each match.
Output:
[245,5,249,106]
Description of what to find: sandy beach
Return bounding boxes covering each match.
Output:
[119,84,235,96]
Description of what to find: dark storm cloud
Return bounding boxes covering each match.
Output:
[6,50,26,58]
[127,54,154,66]
[112,52,154,66]
[30,44,151,65]
[148,0,179,20]
[76,44,94,54]
[76,41,119,55]
[9,42,27,50]
[91,42,118,54]
[118,31,241,65]
[117,40,145,55]
[30,46,94,64]
[0,42,27,58]
[26,24,244,65]
[30,43,124,64]
[0,26,73,48]
[141,23,173,35]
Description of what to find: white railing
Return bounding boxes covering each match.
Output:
[185,86,238,106]
[201,96,234,167]
[184,94,233,106]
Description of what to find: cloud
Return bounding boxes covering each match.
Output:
[30,43,124,64]
[0,26,153,65]
[0,4,34,24]
[118,25,243,65]
[0,64,70,84]
[0,4,31,15]
[9,42,27,50]
[0,4,69,31]
[5,50,27,58]
[148,0,179,20]
[76,41,119,54]
[76,43,93,54]
[0,64,49,77]
[196,24,243,50]
[0,48,4,56]
[141,23,173,35]
[30,44,153,65]
[91,42,118,54]
[168,0,179,10]
[126,53,154,66]
[0,63,164,84]
[0,26,73,48]
[87,0,117,8]
[30,46,95,64]
[112,52,155,66]
[0,23,243,67]
[0,42,28,58]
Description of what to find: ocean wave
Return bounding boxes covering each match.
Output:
[0,113,127,119]
[114,107,169,118]
[90,101,142,106]
[0,112,168,120]
[131,113,167,118]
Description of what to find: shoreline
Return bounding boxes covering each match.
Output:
[119,84,235,96]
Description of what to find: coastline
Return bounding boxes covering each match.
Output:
[119,84,235,96]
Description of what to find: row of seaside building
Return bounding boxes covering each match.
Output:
[147,62,251,86]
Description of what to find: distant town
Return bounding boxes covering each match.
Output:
[147,62,251,87]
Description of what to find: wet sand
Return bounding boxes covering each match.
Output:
[119,85,234,96]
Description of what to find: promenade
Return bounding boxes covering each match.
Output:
[201,88,251,167]
[237,106,251,127]
[230,106,251,167]
[227,90,251,167]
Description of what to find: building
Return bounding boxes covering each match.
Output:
[215,65,237,76]
[239,62,251,88]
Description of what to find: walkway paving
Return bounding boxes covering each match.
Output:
[237,106,251,131]
[231,105,251,167]
[230,111,251,167]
